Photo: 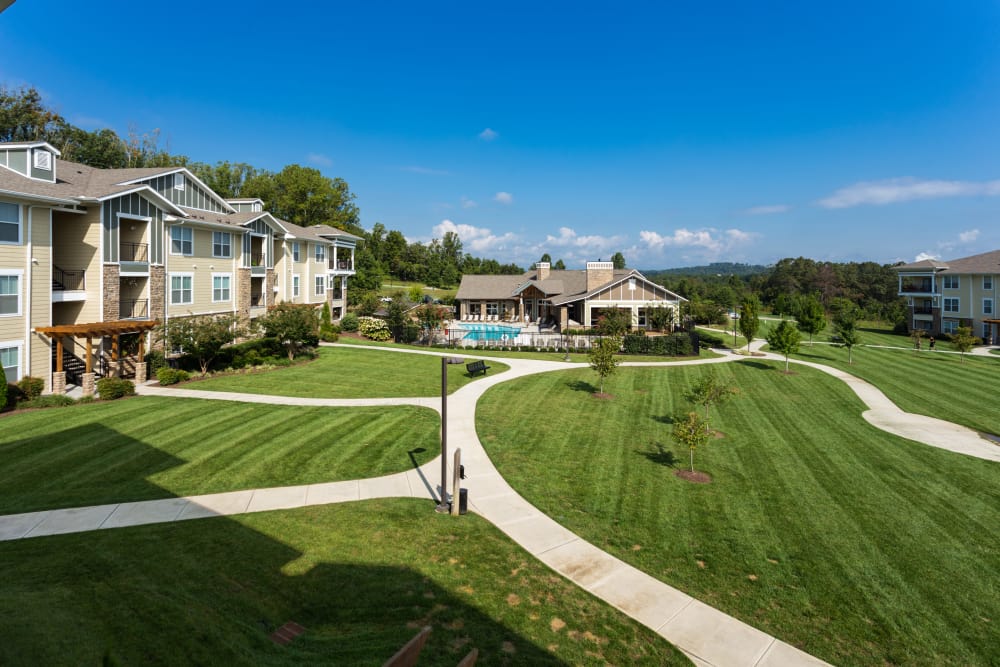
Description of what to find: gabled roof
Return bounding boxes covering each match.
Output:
[307,223,362,242]
[113,167,236,213]
[895,250,1000,274]
[894,258,949,271]
[456,266,686,304]
[0,140,62,155]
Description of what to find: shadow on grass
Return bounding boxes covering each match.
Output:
[651,414,676,425]
[638,443,679,468]
[566,379,598,393]
[736,360,776,370]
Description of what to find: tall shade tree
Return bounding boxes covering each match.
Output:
[738,295,761,352]
[554,259,566,270]
[672,411,711,473]
[796,294,826,345]
[767,319,802,372]
[244,164,360,231]
[611,252,626,269]
[539,253,552,264]
[588,336,621,395]
[950,326,977,362]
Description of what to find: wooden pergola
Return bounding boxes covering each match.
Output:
[35,320,160,375]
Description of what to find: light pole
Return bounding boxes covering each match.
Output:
[435,356,450,512]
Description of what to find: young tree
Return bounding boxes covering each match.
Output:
[588,336,621,394]
[596,307,630,337]
[319,301,335,341]
[672,411,711,473]
[950,326,977,362]
[415,303,449,345]
[832,301,861,364]
[738,295,761,352]
[260,303,320,361]
[647,305,675,332]
[158,314,242,376]
[386,295,408,342]
[910,328,925,351]
[796,294,826,345]
[684,369,739,426]
[767,319,802,372]
[408,284,424,303]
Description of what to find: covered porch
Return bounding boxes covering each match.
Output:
[35,320,159,396]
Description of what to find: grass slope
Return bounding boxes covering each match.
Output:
[476,362,1000,666]
[0,500,689,666]
[188,346,508,397]
[0,397,438,514]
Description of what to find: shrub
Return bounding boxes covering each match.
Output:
[0,365,6,409]
[20,394,76,409]
[358,316,392,341]
[17,375,45,399]
[156,368,191,386]
[145,350,168,373]
[96,377,135,400]
[4,382,19,410]
[341,312,360,332]
[697,330,728,349]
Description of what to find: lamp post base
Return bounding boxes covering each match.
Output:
[434,501,451,514]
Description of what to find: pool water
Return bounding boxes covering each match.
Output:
[458,323,523,341]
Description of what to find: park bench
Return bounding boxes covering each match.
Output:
[466,360,491,376]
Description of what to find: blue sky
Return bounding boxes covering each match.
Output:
[3,1,999,269]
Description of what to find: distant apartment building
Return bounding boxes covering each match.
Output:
[895,250,1000,344]
[0,140,359,393]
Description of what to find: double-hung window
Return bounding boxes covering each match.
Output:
[315,244,325,262]
[943,297,960,313]
[943,275,959,289]
[170,274,193,305]
[292,242,300,262]
[170,226,193,255]
[0,345,19,381]
[315,275,326,296]
[942,319,958,334]
[984,299,994,315]
[212,274,231,302]
[0,273,21,316]
[0,202,19,244]
[292,274,301,298]
[985,276,994,291]
[212,232,232,258]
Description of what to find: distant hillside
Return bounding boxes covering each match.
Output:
[643,262,770,279]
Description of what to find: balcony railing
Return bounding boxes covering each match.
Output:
[330,260,354,271]
[251,253,265,267]
[53,266,85,291]
[250,294,265,307]
[121,242,149,262]
[900,282,934,293]
[121,298,148,319]
[913,306,935,315]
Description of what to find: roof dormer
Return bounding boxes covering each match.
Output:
[0,141,61,183]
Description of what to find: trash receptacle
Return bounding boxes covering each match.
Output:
[458,488,468,515]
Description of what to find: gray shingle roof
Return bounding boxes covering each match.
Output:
[896,250,1000,274]
[455,267,685,304]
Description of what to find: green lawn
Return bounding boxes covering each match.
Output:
[0,397,439,514]
[0,500,689,666]
[186,346,508,397]
[476,363,1000,666]
[379,280,458,301]
[787,340,1000,435]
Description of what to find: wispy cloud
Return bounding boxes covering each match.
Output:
[401,165,451,176]
[914,252,939,262]
[818,177,1000,209]
[479,128,498,141]
[494,191,513,205]
[638,227,756,254]
[544,227,624,253]
[460,196,477,209]
[912,228,981,262]
[744,204,790,215]
[433,219,517,253]
[306,153,333,168]
[71,114,110,130]
[958,229,980,243]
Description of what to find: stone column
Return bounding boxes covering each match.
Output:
[52,371,66,395]
[135,362,147,384]
[236,267,252,324]
[82,372,96,397]
[103,264,121,320]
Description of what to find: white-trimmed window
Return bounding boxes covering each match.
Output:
[486,302,499,316]
[170,273,193,305]
[943,297,960,313]
[170,226,193,255]
[212,232,232,258]
[292,274,300,298]
[315,244,325,262]
[174,173,186,191]
[985,276,994,291]
[0,343,21,382]
[942,319,958,334]
[33,149,52,170]
[0,201,19,244]
[314,275,326,296]
[0,272,21,316]
[943,275,959,289]
[292,242,300,262]
[212,274,231,302]
[638,308,647,326]
[984,299,994,315]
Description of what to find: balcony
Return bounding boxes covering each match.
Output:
[899,279,936,295]
[329,259,354,273]
[250,252,266,276]
[913,306,935,315]
[121,298,149,320]
[52,266,87,302]
[121,242,150,275]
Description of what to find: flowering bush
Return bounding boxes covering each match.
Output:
[358,316,392,341]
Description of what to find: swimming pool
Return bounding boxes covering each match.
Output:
[457,323,523,341]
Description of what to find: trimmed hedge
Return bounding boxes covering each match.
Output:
[622,333,694,356]
[17,376,45,400]
[156,368,191,386]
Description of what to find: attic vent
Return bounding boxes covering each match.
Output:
[174,173,185,191]
[33,149,52,170]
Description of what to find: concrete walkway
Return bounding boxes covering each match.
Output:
[3,342,998,665]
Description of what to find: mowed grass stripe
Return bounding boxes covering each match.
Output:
[0,397,439,514]
[477,361,1000,665]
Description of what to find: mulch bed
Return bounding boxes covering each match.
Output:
[675,470,712,484]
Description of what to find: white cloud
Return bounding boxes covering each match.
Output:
[433,219,517,254]
[914,252,940,262]
[306,153,333,168]
[636,227,757,263]
[494,191,513,204]
[401,165,451,175]
[958,229,980,243]
[543,227,625,254]
[744,204,790,215]
[479,128,498,141]
[460,196,477,209]
[818,177,1000,209]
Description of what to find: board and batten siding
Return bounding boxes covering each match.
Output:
[590,277,675,303]
[102,194,165,264]
[138,173,228,213]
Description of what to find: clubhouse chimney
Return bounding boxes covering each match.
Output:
[586,261,614,291]
[536,262,550,280]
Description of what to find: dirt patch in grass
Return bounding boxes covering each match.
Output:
[592,393,614,400]
[675,470,712,484]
